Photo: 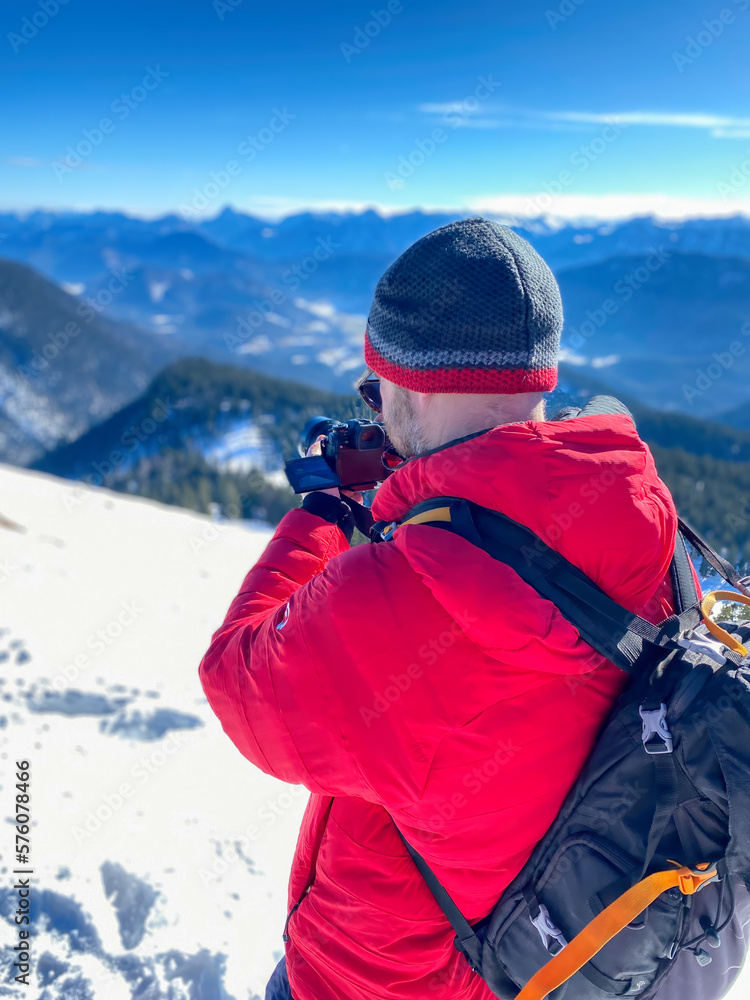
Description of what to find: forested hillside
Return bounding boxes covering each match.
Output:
[31,357,750,569]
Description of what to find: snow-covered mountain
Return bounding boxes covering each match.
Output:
[0,464,307,999]
[0,463,747,998]
[0,257,173,464]
[3,207,750,416]
[30,357,360,527]
[8,207,750,284]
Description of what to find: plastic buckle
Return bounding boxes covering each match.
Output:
[675,631,727,666]
[639,703,673,754]
[677,863,720,896]
[530,903,568,954]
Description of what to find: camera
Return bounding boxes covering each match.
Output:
[284,416,392,494]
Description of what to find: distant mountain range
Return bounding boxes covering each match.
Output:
[2,207,750,420]
[2,205,750,564]
[558,251,750,416]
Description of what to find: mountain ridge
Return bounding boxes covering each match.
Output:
[0,256,174,463]
[3,208,750,414]
[29,355,750,567]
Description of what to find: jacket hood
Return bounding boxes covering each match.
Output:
[370,414,677,667]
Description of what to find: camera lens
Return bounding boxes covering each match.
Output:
[299,416,335,456]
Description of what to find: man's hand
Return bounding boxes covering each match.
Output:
[304,435,364,504]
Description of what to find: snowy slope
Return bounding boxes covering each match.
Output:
[0,465,307,999]
[0,464,746,999]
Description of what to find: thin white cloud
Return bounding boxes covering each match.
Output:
[468,192,750,222]
[5,156,44,168]
[418,103,750,137]
[417,104,520,129]
[452,117,510,129]
[712,128,750,139]
[419,102,468,115]
[3,155,111,171]
[546,110,750,129]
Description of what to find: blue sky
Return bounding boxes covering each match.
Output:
[3,0,750,220]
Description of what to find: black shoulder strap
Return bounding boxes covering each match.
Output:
[394,826,483,971]
[670,531,699,613]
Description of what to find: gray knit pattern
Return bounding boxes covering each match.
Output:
[366,217,563,373]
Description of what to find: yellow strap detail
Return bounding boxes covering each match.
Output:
[516,865,718,1000]
[400,506,453,527]
[701,590,750,657]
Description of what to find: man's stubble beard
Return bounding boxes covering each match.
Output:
[382,384,427,459]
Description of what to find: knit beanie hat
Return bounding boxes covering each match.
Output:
[364,217,563,394]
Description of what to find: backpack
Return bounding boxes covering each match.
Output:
[370,496,750,1000]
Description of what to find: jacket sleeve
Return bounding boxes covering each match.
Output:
[198,507,375,797]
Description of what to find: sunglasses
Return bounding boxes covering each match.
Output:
[356,369,382,413]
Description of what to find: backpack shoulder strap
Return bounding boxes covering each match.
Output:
[394,825,484,971]
[670,530,700,612]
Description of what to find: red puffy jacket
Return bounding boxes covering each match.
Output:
[199,413,681,1000]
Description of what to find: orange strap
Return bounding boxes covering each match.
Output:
[701,590,750,657]
[516,864,718,1000]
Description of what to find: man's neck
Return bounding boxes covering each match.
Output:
[392,426,494,466]
[423,398,546,452]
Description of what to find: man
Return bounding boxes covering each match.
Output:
[199,218,681,1000]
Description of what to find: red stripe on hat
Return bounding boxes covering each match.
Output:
[364,336,557,394]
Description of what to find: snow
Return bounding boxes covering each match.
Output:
[0,364,72,450]
[0,462,746,999]
[263,470,290,489]
[0,464,307,999]
[293,299,335,318]
[148,281,170,304]
[236,335,271,356]
[316,346,364,376]
[150,314,181,334]
[590,354,621,368]
[303,320,329,334]
[557,347,588,366]
[264,313,290,329]
[202,421,280,476]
